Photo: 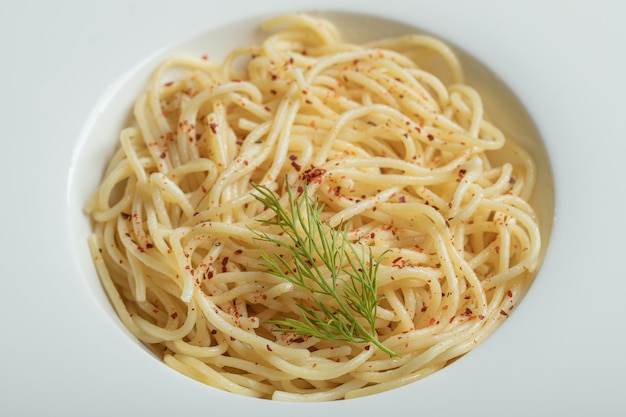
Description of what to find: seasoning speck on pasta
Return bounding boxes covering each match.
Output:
[85,13,541,401]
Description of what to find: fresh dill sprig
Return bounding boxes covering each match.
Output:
[250,180,398,357]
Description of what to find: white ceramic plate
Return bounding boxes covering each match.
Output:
[3,1,625,416]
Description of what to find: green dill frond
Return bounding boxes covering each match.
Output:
[250,179,398,357]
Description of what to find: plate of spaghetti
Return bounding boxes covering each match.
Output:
[78,11,549,401]
[3,0,625,416]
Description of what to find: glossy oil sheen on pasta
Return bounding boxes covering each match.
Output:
[85,14,541,401]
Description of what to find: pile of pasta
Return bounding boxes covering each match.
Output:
[86,14,541,401]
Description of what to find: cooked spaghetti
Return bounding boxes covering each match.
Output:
[85,14,541,401]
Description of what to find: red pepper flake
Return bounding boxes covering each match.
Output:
[364,345,370,351]
[421,306,428,312]
[201,185,207,193]
[120,212,131,219]
[234,249,243,255]
[478,314,485,320]
[459,169,466,178]
[163,81,173,87]
[507,290,513,298]
[301,166,326,184]
[209,122,218,134]
[170,312,178,319]
[499,310,509,317]
[399,195,406,203]
[159,151,167,159]
[465,308,473,315]
[201,54,208,60]
[266,344,273,352]
[427,134,435,141]
[291,160,302,171]
[449,315,456,323]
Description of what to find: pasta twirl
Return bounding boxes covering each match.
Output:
[85,14,541,401]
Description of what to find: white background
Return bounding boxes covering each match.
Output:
[2,0,625,416]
